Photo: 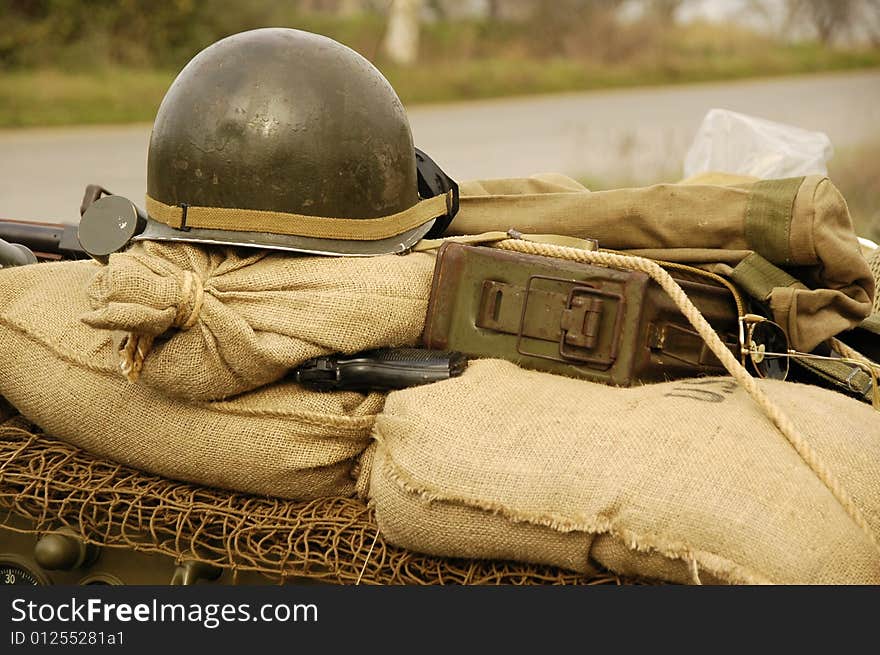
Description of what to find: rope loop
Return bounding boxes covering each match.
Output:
[119,270,204,382]
[495,238,879,553]
[173,270,204,330]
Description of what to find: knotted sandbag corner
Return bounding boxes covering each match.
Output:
[453,174,873,352]
[0,260,381,499]
[366,359,880,585]
[81,240,436,401]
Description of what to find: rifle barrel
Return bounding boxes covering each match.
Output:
[0,238,37,267]
[0,219,86,258]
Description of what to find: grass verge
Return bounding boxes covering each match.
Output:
[829,143,880,241]
[1,43,879,127]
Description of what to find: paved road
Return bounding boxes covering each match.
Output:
[1,69,878,222]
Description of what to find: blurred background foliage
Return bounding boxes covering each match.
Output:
[0,0,383,71]
[2,0,879,71]
[1,0,878,126]
[0,0,877,234]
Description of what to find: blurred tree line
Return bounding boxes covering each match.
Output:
[2,0,878,71]
[0,0,306,69]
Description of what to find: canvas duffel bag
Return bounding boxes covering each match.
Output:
[451,173,873,352]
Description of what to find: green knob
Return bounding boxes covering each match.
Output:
[34,531,88,571]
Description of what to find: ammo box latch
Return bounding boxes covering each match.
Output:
[476,275,626,368]
[647,322,739,368]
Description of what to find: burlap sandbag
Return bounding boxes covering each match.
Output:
[0,260,381,499]
[454,174,873,351]
[869,246,880,315]
[82,240,435,400]
[367,359,880,584]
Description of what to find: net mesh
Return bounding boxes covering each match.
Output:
[0,408,630,585]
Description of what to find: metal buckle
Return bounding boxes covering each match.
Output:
[844,365,873,397]
[515,274,624,366]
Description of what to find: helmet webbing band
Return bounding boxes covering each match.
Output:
[144,191,454,241]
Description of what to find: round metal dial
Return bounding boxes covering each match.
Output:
[0,562,46,585]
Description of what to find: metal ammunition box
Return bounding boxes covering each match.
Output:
[423,242,739,386]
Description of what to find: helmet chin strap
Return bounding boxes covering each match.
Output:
[415,148,459,239]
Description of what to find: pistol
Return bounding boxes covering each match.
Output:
[293,348,467,392]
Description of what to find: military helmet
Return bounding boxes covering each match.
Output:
[138,28,456,256]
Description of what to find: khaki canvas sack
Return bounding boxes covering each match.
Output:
[453,173,873,352]
[0,260,380,499]
[367,359,880,584]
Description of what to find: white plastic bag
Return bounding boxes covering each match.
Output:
[684,108,833,179]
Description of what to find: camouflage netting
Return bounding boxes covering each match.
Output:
[0,408,630,585]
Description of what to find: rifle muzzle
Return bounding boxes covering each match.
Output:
[0,238,38,268]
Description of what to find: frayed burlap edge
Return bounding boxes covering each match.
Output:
[0,416,641,586]
[371,434,771,585]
